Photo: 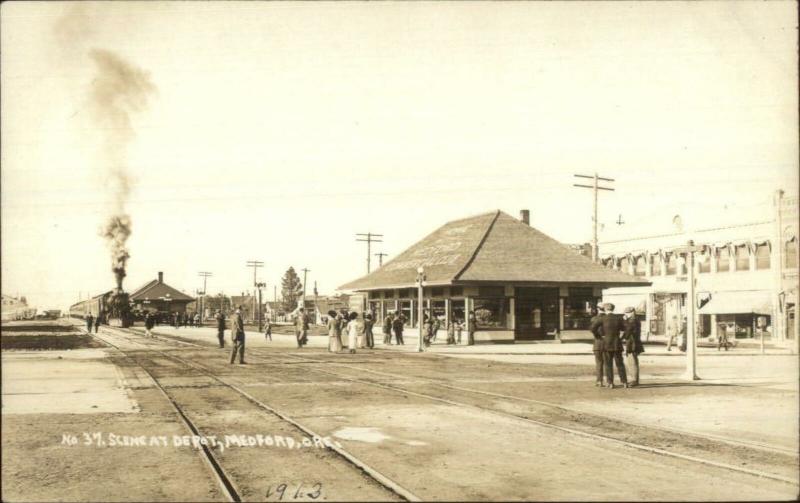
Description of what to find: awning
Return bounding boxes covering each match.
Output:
[602,293,647,315]
[698,290,773,315]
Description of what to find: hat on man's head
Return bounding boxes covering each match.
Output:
[603,302,615,312]
[624,307,635,314]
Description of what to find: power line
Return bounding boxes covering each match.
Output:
[356,232,383,274]
[573,173,615,262]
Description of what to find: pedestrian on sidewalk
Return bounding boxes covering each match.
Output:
[717,328,730,351]
[264,317,272,341]
[364,313,375,348]
[94,312,101,333]
[622,307,644,387]
[144,312,155,338]
[423,315,433,347]
[293,307,309,348]
[85,313,94,333]
[666,315,678,351]
[392,312,405,345]
[589,304,606,387]
[327,310,342,352]
[194,312,201,327]
[679,316,688,353]
[230,306,246,364]
[431,316,440,342]
[455,319,463,344]
[467,311,476,345]
[382,311,393,345]
[347,311,364,354]
[215,310,226,348]
[446,320,456,345]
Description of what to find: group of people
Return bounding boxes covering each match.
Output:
[589,302,644,388]
[84,313,102,333]
[325,309,375,353]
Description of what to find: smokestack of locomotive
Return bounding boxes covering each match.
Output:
[89,49,155,326]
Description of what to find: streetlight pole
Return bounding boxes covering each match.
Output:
[301,268,310,308]
[677,240,702,381]
[198,272,212,320]
[255,282,266,332]
[417,267,426,353]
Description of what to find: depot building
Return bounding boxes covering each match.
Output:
[339,210,649,343]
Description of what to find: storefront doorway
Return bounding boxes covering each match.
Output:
[514,287,559,340]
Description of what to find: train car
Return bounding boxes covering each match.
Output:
[69,291,110,320]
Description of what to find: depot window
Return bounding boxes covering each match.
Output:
[786,239,798,269]
[564,288,599,330]
[472,297,506,329]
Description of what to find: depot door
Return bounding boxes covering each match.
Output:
[514,287,559,340]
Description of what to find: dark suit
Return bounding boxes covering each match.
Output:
[622,317,643,385]
[598,313,627,385]
[230,312,245,364]
[589,314,605,384]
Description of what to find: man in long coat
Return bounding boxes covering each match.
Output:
[230,307,246,364]
[215,310,226,348]
[588,304,606,387]
[294,307,309,348]
[622,307,644,386]
[595,303,628,388]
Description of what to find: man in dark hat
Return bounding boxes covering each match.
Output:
[230,306,245,364]
[589,303,606,387]
[215,309,226,348]
[598,303,628,388]
[294,307,309,348]
[622,306,644,386]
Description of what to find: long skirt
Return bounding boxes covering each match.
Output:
[348,330,358,351]
[329,333,343,352]
[357,333,366,348]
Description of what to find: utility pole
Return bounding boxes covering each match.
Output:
[356,232,383,273]
[198,271,212,320]
[573,173,615,262]
[374,252,388,268]
[417,267,426,352]
[255,282,266,331]
[313,280,319,325]
[246,261,264,323]
[301,268,310,308]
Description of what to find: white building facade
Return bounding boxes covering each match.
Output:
[599,191,798,347]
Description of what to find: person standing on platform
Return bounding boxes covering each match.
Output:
[622,307,644,387]
[144,312,155,338]
[364,313,375,349]
[467,311,477,345]
[383,312,393,345]
[194,312,201,327]
[215,310,226,348]
[327,310,342,352]
[264,317,272,342]
[230,306,246,364]
[85,313,94,333]
[599,303,628,388]
[294,307,309,348]
[422,316,433,347]
[717,327,730,351]
[392,312,405,345]
[446,320,456,345]
[455,319,463,344]
[589,304,606,387]
[431,316,441,342]
[679,316,688,353]
[94,313,101,333]
[347,311,364,354]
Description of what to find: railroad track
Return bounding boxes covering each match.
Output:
[89,326,420,502]
[106,326,799,488]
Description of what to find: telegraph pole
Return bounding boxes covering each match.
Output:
[246,261,264,323]
[301,268,310,307]
[356,232,383,273]
[573,173,615,262]
[374,252,388,268]
[198,271,212,320]
[676,240,703,381]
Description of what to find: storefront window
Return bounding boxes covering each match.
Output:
[735,245,750,271]
[399,300,412,325]
[450,286,464,297]
[634,257,647,277]
[451,299,465,323]
[665,253,677,275]
[716,248,730,273]
[698,252,711,273]
[431,300,446,321]
[755,244,770,270]
[650,254,662,276]
[619,257,631,275]
[473,297,506,329]
[785,239,797,269]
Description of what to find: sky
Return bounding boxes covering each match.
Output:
[2,1,798,311]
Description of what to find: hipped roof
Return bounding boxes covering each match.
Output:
[340,210,650,291]
[129,279,195,302]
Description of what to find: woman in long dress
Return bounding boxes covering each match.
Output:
[327,310,342,352]
[347,311,363,354]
